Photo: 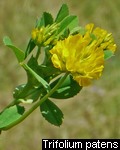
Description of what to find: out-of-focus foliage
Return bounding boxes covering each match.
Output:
[0,0,120,150]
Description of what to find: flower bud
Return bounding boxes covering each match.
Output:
[31,23,58,46]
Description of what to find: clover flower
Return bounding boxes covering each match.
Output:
[50,24,116,86]
[31,23,58,46]
[85,23,116,53]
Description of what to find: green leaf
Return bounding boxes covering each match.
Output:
[13,84,26,99]
[27,56,42,86]
[0,105,25,129]
[55,4,69,23]
[3,36,25,62]
[25,39,36,58]
[13,83,40,102]
[26,56,49,86]
[104,50,114,60]
[26,56,59,86]
[23,64,50,92]
[50,75,82,99]
[57,15,79,36]
[37,12,53,27]
[40,99,63,126]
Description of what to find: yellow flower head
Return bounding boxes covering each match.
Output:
[85,24,117,53]
[50,34,104,86]
[50,23,116,86]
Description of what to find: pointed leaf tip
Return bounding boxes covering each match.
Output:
[55,4,69,23]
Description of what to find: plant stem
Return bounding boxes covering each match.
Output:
[2,72,69,131]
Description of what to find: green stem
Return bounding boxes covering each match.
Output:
[2,72,69,131]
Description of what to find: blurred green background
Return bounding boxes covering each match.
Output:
[0,0,120,149]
